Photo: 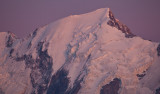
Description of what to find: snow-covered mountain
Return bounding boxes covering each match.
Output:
[0,8,160,94]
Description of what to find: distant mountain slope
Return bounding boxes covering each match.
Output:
[0,8,160,94]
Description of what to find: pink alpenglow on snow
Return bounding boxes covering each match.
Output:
[0,8,160,94]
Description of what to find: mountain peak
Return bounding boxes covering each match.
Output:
[92,7,110,16]
[80,8,110,19]
[44,7,135,39]
[106,9,135,38]
[0,8,159,94]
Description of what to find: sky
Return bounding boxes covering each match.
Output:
[0,0,160,42]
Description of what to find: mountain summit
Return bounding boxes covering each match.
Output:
[0,8,160,94]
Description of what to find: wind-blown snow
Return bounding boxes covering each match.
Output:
[0,8,159,94]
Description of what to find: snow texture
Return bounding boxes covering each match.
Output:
[0,8,160,94]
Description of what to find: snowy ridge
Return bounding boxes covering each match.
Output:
[0,8,160,94]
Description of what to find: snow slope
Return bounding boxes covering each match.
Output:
[0,8,160,94]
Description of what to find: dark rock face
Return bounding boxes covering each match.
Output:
[32,29,37,38]
[9,48,14,57]
[157,44,160,56]
[136,74,146,80]
[27,29,37,49]
[28,41,32,49]
[47,69,82,94]
[15,41,84,94]
[47,69,70,94]
[100,78,121,94]
[0,88,5,94]
[107,10,135,38]
[15,54,26,61]
[46,43,84,94]
[6,35,14,47]
[67,81,81,94]
[156,87,160,94]
[66,74,84,94]
[136,70,146,80]
[14,42,53,94]
[30,42,53,94]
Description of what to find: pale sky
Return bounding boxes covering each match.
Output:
[0,0,160,42]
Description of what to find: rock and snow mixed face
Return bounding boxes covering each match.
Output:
[0,8,160,94]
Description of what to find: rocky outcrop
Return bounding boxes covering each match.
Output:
[137,70,146,80]
[30,42,53,94]
[9,48,14,57]
[157,44,160,56]
[32,29,38,38]
[155,87,160,94]
[137,73,146,80]
[107,10,135,38]
[5,31,17,47]
[14,42,53,94]
[0,8,159,94]
[0,88,4,94]
[100,78,121,94]
[47,69,69,94]
[6,35,14,47]
[66,74,84,94]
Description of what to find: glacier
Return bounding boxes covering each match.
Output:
[0,8,160,94]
